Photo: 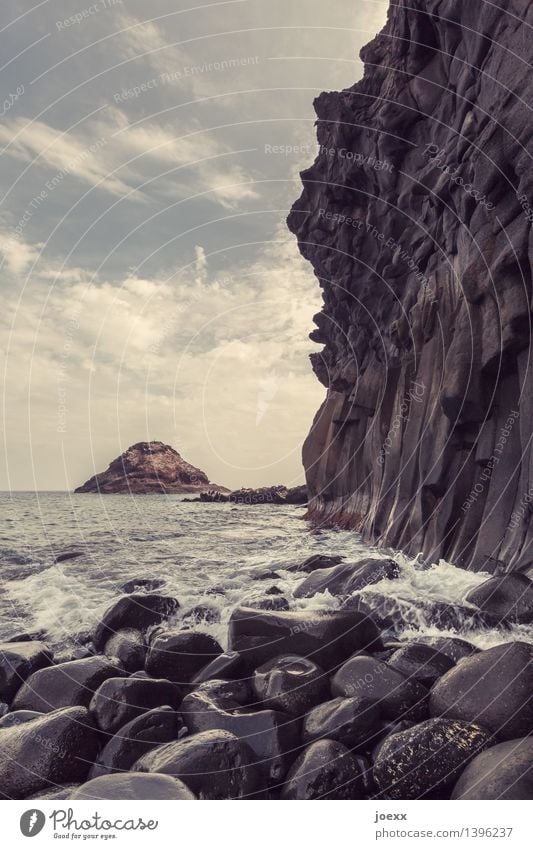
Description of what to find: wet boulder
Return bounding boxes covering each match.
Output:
[248,597,290,612]
[465,574,533,624]
[11,656,124,713]
[29,784,80,800]
[180,685,300,784]
[89,676,181,734]
[451,737,533,799]
[135,729,260,799]
[145,631,222,683]
[0,710,43,729]
[228,606,382,672]
[104,629,146,673]
[120,578,166,594]
[373,718,491,799]
[89,706,183,778]
[0,706,100,799]
[181,605,221,626]
[93,594,179,650]
[0,641,53,703]
[387,643,455,687]
[191,650,245,685]
[430,642,533,741]
[343,591,500,633]
[286,554,343,574]
[281,740,365,799]
[71,772,196,800]
[294,558,400,599]
[302,696,381,749]
[253,655,328,716]
[410,636,479,663]
[332,655,428,721]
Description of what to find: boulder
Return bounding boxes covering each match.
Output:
[0,710,43,729]
[191,651,245,685]
[135,729,260,799]
[331,656,428,721]
[451,737,533,799]
[120,578,166,594]
[409,636,479,663]
[430,642,533,741]
[71,772,196,800]
[181,605,221,626]
[302,696,381,750]
[387,644,455,687]
[373,718,491,799]
[89,676,181,734]
[104,629,146,673]
[342,591,501,632]
[180,685,300,784]
[286,554,343,574]
[93,594,179,650]
[248,597,290,612]
[253,655,328,716]
[11,656,124,713]
[285,484,308,504]
[228,606,382,671]
[29,784,80,800]
[281,740,365,799]
[294,558,400,599]
[145,631,222,683]
[89,707,183,778]
[0,707,100,799]
[0,641,53,702]
[465,574,533,624]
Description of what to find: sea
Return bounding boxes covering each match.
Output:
[1,492,531,652]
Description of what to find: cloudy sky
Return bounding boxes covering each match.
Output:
[1,0,388,491]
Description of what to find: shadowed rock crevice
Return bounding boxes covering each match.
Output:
[288,0,533,573]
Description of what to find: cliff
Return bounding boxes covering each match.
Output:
[288,0,533,573]
[75,442,227,494]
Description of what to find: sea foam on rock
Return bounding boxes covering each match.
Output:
[93,594,179,651]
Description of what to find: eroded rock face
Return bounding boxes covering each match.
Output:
[75,441,227,494]
[288,0,533,573]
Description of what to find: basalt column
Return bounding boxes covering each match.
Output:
[288,0,533,573]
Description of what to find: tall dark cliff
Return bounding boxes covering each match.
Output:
[288,0,533,573]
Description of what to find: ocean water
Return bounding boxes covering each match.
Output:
[1,492,531,652]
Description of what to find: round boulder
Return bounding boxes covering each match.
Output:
[373,718,491,799]
[0,706,100,799]
[331,655,428,721]
[0,641,53,703]
[387,643,455,687]
[11,656,124,713]
[134,729,260,799]
[281,740,365,800]
[145,631,222,683]
[465,574,533,624]
[302,696,381,750]
[93,594,179,651]
[104,629,146,673]
[71,772,196,800]
[430,641,533,741]
[89,676,181,734]
[253,655,328,716]
[451,737,533,799]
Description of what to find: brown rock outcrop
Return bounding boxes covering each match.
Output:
[75,441,227,494]
[288,0,533,573]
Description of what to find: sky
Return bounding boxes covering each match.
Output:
[0,0,388,491]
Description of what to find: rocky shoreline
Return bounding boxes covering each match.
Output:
[1,556,531,800]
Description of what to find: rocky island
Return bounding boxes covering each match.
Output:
[75,441,228,495]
